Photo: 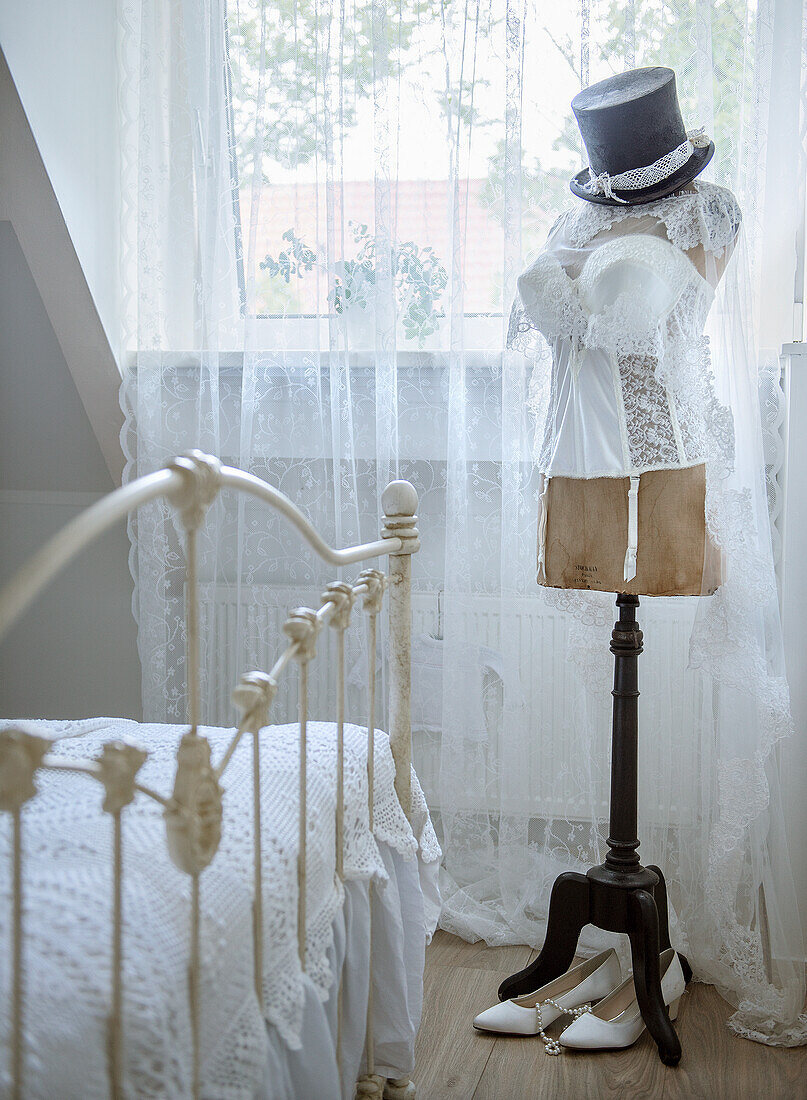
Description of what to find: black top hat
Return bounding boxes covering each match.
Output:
[569,67,714,206]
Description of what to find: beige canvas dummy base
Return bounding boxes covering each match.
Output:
[541,464,722,596]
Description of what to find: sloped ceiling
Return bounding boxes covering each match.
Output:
[0,46,124,483]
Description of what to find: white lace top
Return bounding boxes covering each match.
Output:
[507,181,742,580]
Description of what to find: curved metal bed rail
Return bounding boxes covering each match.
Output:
[0,451,408,645]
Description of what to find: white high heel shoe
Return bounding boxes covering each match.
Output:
[473,949,622,1039]
[558,947,686,1051]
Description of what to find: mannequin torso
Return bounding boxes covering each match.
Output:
[509,181,741,595]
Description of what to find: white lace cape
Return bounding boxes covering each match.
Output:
[504,182,807,1046]
[0,718,440,1098]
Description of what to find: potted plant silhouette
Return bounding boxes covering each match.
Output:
[260,222,448,347]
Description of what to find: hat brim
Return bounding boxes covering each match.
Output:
[569,141,715,206]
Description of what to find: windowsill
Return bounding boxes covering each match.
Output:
[125,346,509,372]
[124,313,508,367]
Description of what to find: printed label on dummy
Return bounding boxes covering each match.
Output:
[573,562,598,589]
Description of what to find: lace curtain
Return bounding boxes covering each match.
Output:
[119,0,807,1043]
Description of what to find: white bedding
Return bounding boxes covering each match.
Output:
[261,843,436,1099]
[0,717,440,1099]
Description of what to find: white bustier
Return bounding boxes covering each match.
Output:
[578,234,700,323]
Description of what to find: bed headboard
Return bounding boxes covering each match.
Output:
[0,450,420,1100]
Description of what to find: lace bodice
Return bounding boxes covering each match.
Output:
[509,181,741,481]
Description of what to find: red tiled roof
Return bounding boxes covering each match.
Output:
[243,178,506,313]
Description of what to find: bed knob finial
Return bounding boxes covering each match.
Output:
[283,607,321,664]
[358,568,387,613]
[383,1077,417,1100]
[321,581,355,630]
[232,671,277,729]
[164,732,223,875]
[167,450,223,531]
[0,726,53,812]
[356,1074,386,1098]
[98,740,148,813]
[382,479,418,518]
[381,481,420,554]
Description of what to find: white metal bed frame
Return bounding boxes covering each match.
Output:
[0,450,422,1100]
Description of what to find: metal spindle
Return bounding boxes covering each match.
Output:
[232,672,278,1010]
[283,609,319,971]
[163,731,221,1100]
[322,583,354,882]
[186,526,200,734]
[168,453,223,1100]
[365,612,378,1082]
[367,608,378,835]
[98,740,147,1100]
[12,807,23,1100]
[189,873,201,1099]
[252,725,265,1008]
[335,622,345,1082]
[356,570,385,1089]
[336,625,345,882]
[298,660,308,967]
[109,810,123,1098]
[0,728,52,1100]
[321,580,354,1089]
[182,485,203,1097]
[381,482,419,818]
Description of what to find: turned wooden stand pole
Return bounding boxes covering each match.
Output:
[498,594,692,1066]
[604,595,643,874]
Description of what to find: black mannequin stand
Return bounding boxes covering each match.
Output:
[498,594,692,1065]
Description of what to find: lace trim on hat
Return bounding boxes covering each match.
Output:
[584,128,710,203]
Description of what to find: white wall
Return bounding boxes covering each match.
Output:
[778,345,807,952]
[0,8,139,717]
[0,0,121,357]
[0,221,141,719]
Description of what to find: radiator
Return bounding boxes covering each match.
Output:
[199,585,703,822]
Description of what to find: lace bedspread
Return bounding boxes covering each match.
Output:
[0,718,439,1099]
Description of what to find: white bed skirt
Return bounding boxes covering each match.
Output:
[261,843,440,1099]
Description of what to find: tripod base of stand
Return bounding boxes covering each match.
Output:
[497,863,691,1065]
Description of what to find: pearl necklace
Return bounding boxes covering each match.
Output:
[535,998,592,1055]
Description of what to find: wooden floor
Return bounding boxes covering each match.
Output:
[414,931,807,1099]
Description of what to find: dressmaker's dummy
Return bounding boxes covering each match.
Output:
[509,67,740,596]
[500,66,807,1049]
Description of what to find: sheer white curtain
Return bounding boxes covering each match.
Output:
[119,0,807,1043]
